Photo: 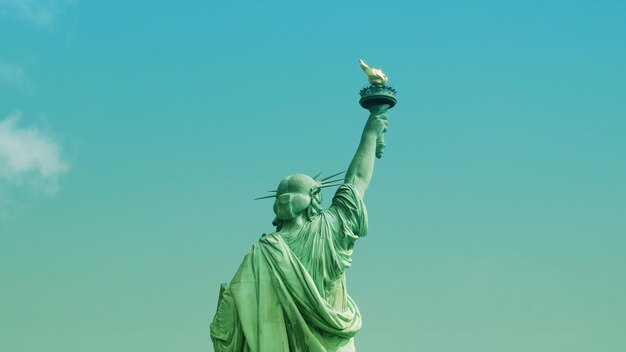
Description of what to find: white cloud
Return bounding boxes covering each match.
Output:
[0,60,31,89]
[0,0,77,27]
[0,113,69,195]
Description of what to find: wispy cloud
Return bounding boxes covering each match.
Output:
[0,113,69,195]
[0,0,77,27]
[0,60,31,90]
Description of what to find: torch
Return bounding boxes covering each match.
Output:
[358,59,397,159]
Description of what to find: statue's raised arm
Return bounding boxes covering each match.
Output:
[345,59,396,197]
[344,105,389,197]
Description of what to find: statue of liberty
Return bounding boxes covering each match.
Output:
[210,60,395,352]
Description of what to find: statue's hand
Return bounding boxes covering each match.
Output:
[365,108,389,137]
[369,104,389,116]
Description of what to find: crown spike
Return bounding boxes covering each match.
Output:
[319,183,343,188]
[320,171,345,182]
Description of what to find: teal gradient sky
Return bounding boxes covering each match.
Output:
[1,1,625,351]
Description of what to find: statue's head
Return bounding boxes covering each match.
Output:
[273,174,322,222]
[255,171,344,231]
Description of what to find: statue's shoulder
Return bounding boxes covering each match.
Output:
[258,232,281,246]
[260,232,278,239]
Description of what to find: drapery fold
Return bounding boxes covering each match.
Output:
[211,185,367,352]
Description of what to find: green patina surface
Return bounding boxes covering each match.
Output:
[210,61,395,352]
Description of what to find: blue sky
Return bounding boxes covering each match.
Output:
[1,1,625,351]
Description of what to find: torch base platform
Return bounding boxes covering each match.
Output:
[359,85,397,110]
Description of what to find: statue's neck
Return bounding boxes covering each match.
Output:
[279,213,306,233]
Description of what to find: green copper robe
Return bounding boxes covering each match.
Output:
[210,184,368,352]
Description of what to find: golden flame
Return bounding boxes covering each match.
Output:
[359,59,388,85]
